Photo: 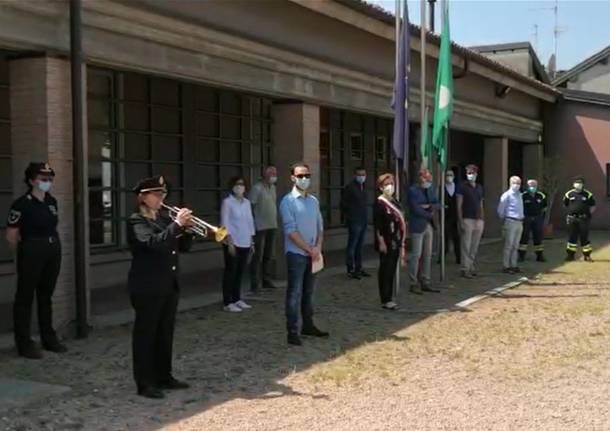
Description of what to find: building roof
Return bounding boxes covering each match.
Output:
[334,0,559,97]
[552,45,610,87]
[561,88,610,107]
[469,41,550,84]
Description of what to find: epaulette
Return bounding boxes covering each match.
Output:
[538,191,546,199]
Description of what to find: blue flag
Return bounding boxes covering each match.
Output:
[391,1,410,173]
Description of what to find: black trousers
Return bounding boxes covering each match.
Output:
[567,217,592,255]
[378,249,399,304]
[14,239,62,348]
[520,216,544,254]
[249,229,276,291]
[223,245,250,305]
[444,220,461,263]
[130,291,178,389]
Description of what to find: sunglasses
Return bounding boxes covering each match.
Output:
[295,174,311,179]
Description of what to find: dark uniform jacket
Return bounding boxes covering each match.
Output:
[127,213,193,296]
[7,193,59,240]
[522,191,547,218]
[341,180,368,225]
[444,186,458,224]
[563,189,596,218]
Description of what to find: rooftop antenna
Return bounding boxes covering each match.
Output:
[531,24,539,54]
[529,0,567,78]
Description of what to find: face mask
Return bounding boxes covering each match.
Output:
[37,180,52,193]
[295,177,311,191]
[573,182,583,191]
[467,174,477,182]
[528,186,537,193]
[233,185,245,196]
[446,176,454,184]
[422,181,432,189]
[355,176,366,184]
[269,176,277,184]
[382,184,395,196]
[510,183,521,192]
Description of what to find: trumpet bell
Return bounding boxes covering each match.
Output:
[214,226,229,243]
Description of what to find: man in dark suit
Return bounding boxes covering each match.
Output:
[441,168,461,264]
[341,166,370,280]
[127,175,194,399]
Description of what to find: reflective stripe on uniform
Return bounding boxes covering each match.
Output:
[566,242,578,251]
[582,244,593,253]
[534,244,544,252]
[518,244,528,251]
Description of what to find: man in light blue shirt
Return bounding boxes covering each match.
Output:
[497,176,524,273]
[279,162,328,346]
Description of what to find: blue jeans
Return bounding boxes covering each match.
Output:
[346,221,367,273]
[285,252,316,335]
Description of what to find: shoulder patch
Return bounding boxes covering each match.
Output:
[7,209,21,225]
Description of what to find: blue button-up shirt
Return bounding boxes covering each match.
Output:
[279,187,323,256]
[497,189,524,220]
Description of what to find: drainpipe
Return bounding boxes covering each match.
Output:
[428,0,436,32]
[70,0,89,338]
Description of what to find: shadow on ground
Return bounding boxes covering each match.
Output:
[0,232,608,430]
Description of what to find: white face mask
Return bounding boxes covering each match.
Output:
[510,183,521,192]
[382,184,395,196]
[467,173,477,182]
[268,176,277,184]
[355,175,366,184]
[295,177,311,191]
[233,185,245,196]
[573,182,583,191]
[446,176,454,184]
[37,180,52,193]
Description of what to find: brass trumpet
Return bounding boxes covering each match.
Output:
[161,203,228,242]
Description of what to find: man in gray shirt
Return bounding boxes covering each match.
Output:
[249,165,278,293]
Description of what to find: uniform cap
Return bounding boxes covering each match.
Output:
[133,175,168,194]
[25,162,55,180]
[572,176,585,183]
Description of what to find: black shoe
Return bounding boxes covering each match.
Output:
[584,255,593,262]
[302,326,329,337]
[460,270,473,279]
[287,334,302,346]
[137,386,165,399]
[421,285,440,293]
[158,377,189,390]
[17,343,43,360]
[263,281,277,289]
[536,253,546,262]
[358,270,371,278]
[502,267,513,274]
[409,286,423,295]
[42,340,68,353]
[347,272,361,280]
[511,267,521,273]
[565,253,575,262]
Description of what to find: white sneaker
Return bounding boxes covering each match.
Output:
[234,300,252,310]
[223,303,242,313]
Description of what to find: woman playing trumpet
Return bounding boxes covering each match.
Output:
[127,175,193,399]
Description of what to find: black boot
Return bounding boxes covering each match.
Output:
[137,386,165,399]
[42,339,68,353]
[565,251,575,261]
[536,252,546,262]
[584,254,593,262]
[518,251,526,262]
[17,341,43,360]
[158,377,189,390]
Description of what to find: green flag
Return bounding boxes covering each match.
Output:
[432,0,453,169]
[420,106,432,168]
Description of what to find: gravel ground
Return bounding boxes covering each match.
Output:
[1,234,610,431]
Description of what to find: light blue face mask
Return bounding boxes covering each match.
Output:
[37,180,52,193]
[355,175,366,184]
[422,181,432,189]
[528,186,537,193]
[295,177,311,191]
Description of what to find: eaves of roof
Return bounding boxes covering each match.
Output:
[552,45,610,86]
[334,0,559,97]
[561,88,610,107]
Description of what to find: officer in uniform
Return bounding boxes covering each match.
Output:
[5,162,67,359]
[127,175,193,399]
[563,176,596,261]
[518,179,548,262]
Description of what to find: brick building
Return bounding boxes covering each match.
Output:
[0,0,557,335]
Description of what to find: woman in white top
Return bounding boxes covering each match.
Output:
[220,176,256,312]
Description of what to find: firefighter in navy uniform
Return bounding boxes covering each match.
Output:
[127,175,194,399]
[518,179,548,262]
[563,176,596,261]
[5,162,67,359]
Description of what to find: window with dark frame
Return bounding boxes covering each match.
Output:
[0,54,12,263]
[350,133,364,160]
[87,67,273,252]
[375,136,387,162]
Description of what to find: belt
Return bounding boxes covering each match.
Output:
[23,236,59,244]
[506,217,523,222]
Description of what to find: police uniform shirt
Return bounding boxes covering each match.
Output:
[563,189,596,216]
[522,191,547,217]
[6,193,59,239]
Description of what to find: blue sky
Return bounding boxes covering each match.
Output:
[366,0,610,71]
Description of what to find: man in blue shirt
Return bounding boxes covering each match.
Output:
[497,176,524,273]
[407,169,441,294]
[279,162,329,346]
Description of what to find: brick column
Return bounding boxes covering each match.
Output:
[9,55,86,334]
[483,136,508,237]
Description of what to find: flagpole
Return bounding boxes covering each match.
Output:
[420,0,427,169]
[394,0,401,299]
[440,0,448,283]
